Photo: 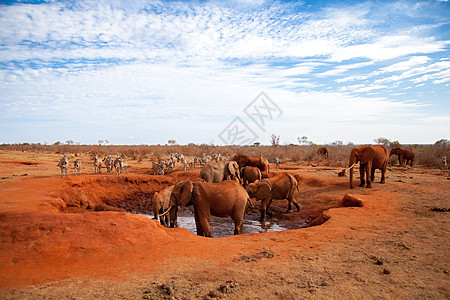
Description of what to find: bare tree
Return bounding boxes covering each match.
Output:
[270,134,280,147]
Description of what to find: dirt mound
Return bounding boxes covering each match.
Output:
[0,210,179,288]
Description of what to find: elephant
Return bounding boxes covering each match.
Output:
[389,147,415,167]
[242,166,262,187]
[200,160,240,183]
[349,145,389,189]
[232,154,270,178]
[152,185,174,226]
[246,174,301,222]
[168,180,249,237]
[317,146,329,158]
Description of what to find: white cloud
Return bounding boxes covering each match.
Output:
[0,0,449,144]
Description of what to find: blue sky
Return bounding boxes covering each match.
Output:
[0,0,449,145]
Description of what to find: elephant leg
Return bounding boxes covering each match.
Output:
[286,198,293,213]
[359,165,365,187]
[232,212,244,235]
[194,207,212,237]
[365,162,372,188]
[292,196,302,211]
[380,167,386,184]
[371,169,375,182]
[260,197,271,222]
[194,211,203,236]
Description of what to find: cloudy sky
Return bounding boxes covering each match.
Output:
[0,0,449,145]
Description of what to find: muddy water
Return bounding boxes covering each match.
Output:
[142,211,306,238]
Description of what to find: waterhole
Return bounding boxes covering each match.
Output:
[142,208,307,238]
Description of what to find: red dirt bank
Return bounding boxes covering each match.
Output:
[0,152,449,299]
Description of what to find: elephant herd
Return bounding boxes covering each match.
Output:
[348,145,416,189]
[152,154,301,237]
[152,146,421,237]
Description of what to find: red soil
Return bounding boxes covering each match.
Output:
[0,151,449,299]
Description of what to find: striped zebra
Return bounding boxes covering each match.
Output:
[202,153,212,165]
[265,156,280,169]
[104,155,113,175]
[73,159,81,176]
[57,155,69,178]
[94,154,101,174]
[152,161,164,175]
[439,156,448,174]
[114,156,123,175]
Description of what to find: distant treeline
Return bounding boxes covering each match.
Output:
[1,139,448,168]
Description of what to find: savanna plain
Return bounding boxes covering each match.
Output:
[0,143,449,299]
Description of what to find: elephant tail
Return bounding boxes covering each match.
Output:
[292,174,305,199]
[246,195,254,209]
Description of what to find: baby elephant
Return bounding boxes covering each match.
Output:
[242,166,262,187]
[246,174,301,222]
[152,185,174,226]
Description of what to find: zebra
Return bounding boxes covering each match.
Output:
[57,155,69,178]
[104,155,113,175]
[73,159,81,176]
[164,160,173,173]
[170,153,177,166]
[94,154,101,174]
[114,156,123,175]
[439,156,448,174]
[214,153,222,162]
[152,161,164,175]
[264,156,280,169]
[202,153,212,165]
[272,157,280,169]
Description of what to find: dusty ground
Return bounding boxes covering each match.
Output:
[0,150,449,299]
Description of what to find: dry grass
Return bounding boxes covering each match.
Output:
[1,143,448,168]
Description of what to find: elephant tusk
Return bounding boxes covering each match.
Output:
[158,205,173,218]
[346,163,357,171]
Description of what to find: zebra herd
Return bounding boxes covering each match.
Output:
[57,152,448,178]
[151,152,233,175]
[57,154,128,178]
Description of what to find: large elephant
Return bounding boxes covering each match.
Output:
[200,161,240,183]
[232,154,270,178]
[152,185,174,226]
[242,166,262,187]
[246,174,301,222]
[389,147,415,167]
[349,145,388,189]
[168,180,249,237]
[317,146,329,158]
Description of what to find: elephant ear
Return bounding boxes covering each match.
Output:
[179,180,194,207]
[360,146,376,164]
[227,161,240,178]
[152,192,159,202]
[254,181,272,200]
[256,168,262,181]
[350,147,363,165]
[234,154,248,167]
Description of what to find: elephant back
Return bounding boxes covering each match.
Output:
[200,161,227,183]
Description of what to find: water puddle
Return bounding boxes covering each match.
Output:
[142,210,306,238]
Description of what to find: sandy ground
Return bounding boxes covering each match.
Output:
[0,150,449,299]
